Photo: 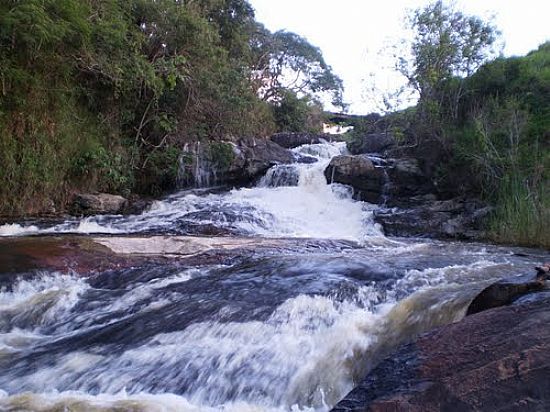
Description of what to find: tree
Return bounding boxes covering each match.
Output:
[273,90,323,133]
[252,29,344,109]
[399,0,500,128]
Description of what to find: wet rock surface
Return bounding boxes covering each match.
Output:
[323,154,437,206]
[237,137,295,179]
[180,138,295,187]
[386,157,435,201]
[347,133,396,155]
[72,193,128,216]
[0,236,148,276]
[332,295,550,412]
[374,198,492,240]
[467,264,550,315]
[324,155,385,203]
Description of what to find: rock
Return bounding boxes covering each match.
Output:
[179,138,294,187]
[121,195,153,215]
[332,297,550,412]
[72,193,128,216]
[295,154,318,164]
[324,155,386,204]
[535,263,550,279]
[348,133,396,155]
[323,154,437,206]
[386,157,435,201]
[0,236,158,275]
[466,269,548,315]
[373,198,491,240]
[237,137,295,178]
[270,132,342,149]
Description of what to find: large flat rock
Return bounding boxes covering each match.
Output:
[332,297,550,411]
[0,235,358,276]
[94,236,283,256]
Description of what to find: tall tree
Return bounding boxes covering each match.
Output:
[252,29,344,109]
[399,0,499,129]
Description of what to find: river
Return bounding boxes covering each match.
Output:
[0,142,547,412]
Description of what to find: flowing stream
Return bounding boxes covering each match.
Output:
[0,142,547,412]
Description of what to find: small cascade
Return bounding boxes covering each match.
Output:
[380,168,391,206]
[259,165,301,187]
[292,141,347,159]
[0,141,381,241]
[177,142,215,188]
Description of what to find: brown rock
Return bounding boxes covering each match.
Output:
[332,297,550,412]
[466,271,547,316]
[324,155,385,203]
[72,193,128,216]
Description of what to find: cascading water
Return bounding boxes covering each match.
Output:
[0,141,548,412]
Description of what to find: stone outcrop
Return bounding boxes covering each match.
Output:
[71,193,151,217]
[332,289,550,411]
[237,137,295,178]
[324,155,385,204]
[72,193,128,216]
[348,133,396,155]
[387,157,435,201]
[179,138,295,187]
[373,198,492,240]
[467,266,550,315]
[323,155,437,206]
[270,132,341,149]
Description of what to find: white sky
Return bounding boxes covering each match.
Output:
[249,0,550,114]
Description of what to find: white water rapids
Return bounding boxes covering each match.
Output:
[0,141,547,412]
[0,142,380,242]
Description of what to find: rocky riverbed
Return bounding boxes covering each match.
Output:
[0,138,548,412]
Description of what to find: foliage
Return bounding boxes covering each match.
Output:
[448,43,550,247]
[399,0,499,139]
[273,90,324,133]
[0,0,337,215]
[208,142,235,171]
[252,29,344,109]
[388,0,547,246]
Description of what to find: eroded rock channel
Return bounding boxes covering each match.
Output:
[0,141,548,412]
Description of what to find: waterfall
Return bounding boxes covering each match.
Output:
[0,141,381,242]
[176,141,215,188]
[0,141,548,412]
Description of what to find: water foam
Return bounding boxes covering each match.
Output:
[0,142,383,242]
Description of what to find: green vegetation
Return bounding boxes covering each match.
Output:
[273,91,324,133]
[454,44,549,247]
[391,0,549,248]
[0,0,342,215]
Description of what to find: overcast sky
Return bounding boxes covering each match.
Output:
[249,0,550,114]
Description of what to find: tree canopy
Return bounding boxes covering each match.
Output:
[0,0,343,214]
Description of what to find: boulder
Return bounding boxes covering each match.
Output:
[72,193,128,216]
[332,296,550,412]
[386,157,435,201]
[467,267,550,315]
[348,133,396,155]
[271,132,341,149]
[237,137,295,178]
[179,138,295,187]
[374,198,492,240]
[324,155,386,204]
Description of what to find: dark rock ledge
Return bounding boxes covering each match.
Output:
[332,266,550,412]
